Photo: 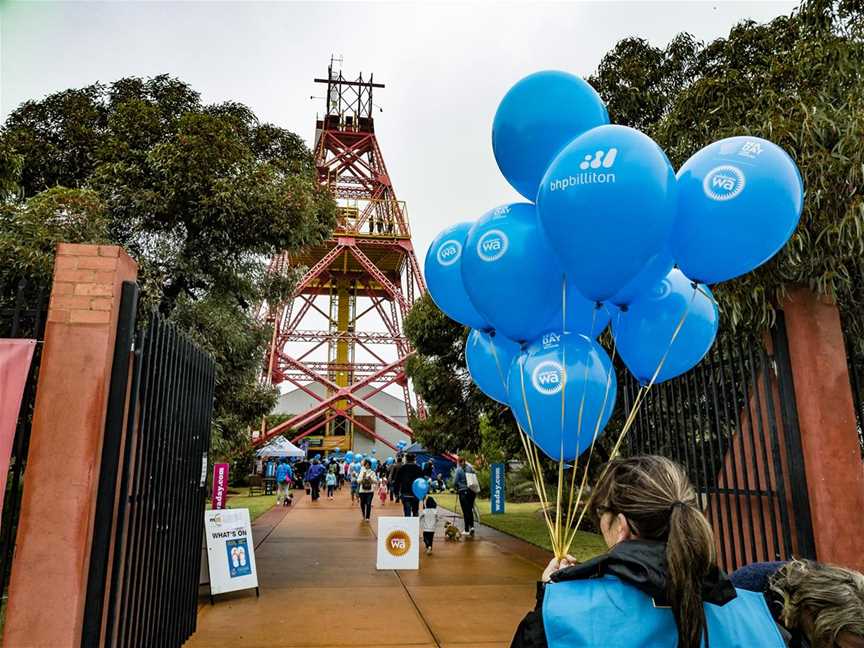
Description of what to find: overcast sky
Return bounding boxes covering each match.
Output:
[2,0,797,260]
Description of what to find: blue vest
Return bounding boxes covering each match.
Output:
[543,575,785,648]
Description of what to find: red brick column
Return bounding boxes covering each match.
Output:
[782,287,864,571]
[4,244,137,647]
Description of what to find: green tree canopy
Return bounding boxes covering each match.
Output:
[0,74,337,453]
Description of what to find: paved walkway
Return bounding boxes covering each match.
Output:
[187,487,550,647]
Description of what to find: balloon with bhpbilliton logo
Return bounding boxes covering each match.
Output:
[673,136,803,285]
[493,70,609,201]
[536,125,677,303]
[461,203,563,343]
[425,222,490,330]
[613,268,719,384]
[465,329,521,404]
[507,332,616,462]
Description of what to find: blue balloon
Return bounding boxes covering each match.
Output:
[386,456,395,465]
[507,332,617,462]
[345,451,354,461]
[493,70,609,201]
[412,477,430,500]
[462,203,563,342]
[609,248,675,307]
[425,222,489,330]
[537,125,677,302]
[465,330,521,404]
[673,136,803,284]
[370,458,379,470]
[334,447,341,453]
[352,462,361,473]
[612,268,719,384]
[544,281,613,337]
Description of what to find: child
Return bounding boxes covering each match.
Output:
[325,470,337,500]
[350,471,359,504]
[419,496,438,555]
[377,478,388,507]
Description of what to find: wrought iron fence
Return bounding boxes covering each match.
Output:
[83,283,216,647]
[621,312,815,572]
[0,279,48,598]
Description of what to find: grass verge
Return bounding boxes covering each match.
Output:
[209,492,276,522]
[432,493,606,562]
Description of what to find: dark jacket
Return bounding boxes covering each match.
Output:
[394,462,424,496]
[511,540,783,648]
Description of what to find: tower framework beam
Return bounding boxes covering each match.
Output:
[258,62,425,452]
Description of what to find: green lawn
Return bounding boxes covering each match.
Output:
[208,492,276,522]
[433,493,606,562]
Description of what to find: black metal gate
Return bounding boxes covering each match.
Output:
[621,311,815,572]
[83,282,216,647]
[0,279,48,601]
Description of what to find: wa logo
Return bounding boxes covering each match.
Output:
[477,229,508,262]
[436,239,462,267]
[531,360,565,396]
[703,165,746,202]
[579,148,618,170]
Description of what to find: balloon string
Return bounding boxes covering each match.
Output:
[558,303,599,552]
[518,356,558,555]
[562,305,619,553]
[555,277,570,552]
[572,284,699,534]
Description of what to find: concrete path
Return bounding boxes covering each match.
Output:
[187,487,550,647]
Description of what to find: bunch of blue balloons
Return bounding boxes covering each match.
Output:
[425,70,803,463]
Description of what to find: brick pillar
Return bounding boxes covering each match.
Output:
[4,244,138,647]
[782,287,864,571]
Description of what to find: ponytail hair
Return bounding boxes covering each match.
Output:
[591,455,716,648]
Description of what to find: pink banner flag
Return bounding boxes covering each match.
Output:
[0,340,36,522]
[212,462,229,510]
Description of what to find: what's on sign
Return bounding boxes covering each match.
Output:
[205,508,258,597]
[212,462,229,510]
[376,517,419,570]
[491,463,505,514]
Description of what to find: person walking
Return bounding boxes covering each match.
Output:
[304,459,325,501]
[453,457,478,536]
[357,459,378,522]
[419,496,438,555]
[510,455,788,648]
[325,469,337,500]
[377,478,389,507]
[275,458,293,505]
[387,458,401,502]
[395,453,424,517]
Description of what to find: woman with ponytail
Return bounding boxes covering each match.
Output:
[511,455,786,648]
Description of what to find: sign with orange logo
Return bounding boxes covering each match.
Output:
[376,517,419,570]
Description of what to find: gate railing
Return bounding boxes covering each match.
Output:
[621,311,815,572]
[0,279,48,599]
[82,282,216,648]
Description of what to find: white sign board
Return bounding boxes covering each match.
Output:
[376,517,419,570]
[204,508,259,596]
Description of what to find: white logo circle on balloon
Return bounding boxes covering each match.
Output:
[531,360,565,396]
[436,239,462,266]
[476,229,509,262]
[702,165,746,202]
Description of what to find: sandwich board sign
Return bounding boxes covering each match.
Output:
[204,508,259,600]
[376,516,419,570]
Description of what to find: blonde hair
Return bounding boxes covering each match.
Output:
[770,559,864,647]
[591,455,716,648]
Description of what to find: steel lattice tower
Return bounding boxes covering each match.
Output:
[256,61,426,452]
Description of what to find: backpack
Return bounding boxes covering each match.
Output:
[361,471,373,490]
